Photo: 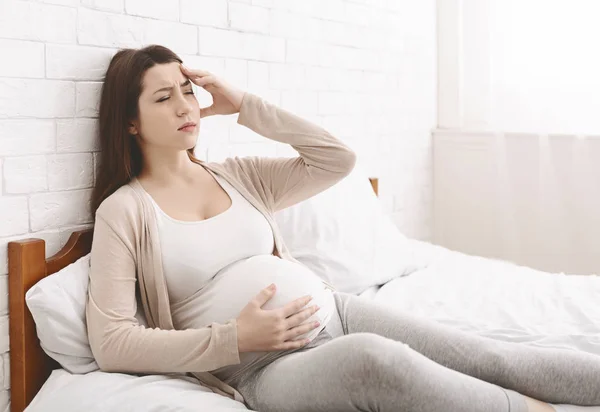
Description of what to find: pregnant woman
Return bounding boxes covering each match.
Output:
[86,45,600,412]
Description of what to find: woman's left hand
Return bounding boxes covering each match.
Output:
[180,64,246,118]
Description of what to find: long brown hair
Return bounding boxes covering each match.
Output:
[92,44,199,214]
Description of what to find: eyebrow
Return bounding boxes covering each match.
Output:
[153,79,192,95]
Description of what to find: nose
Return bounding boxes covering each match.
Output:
[176,92,192,117]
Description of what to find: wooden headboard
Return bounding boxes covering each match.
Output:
[8,229,93,412]
[7,177,378,411]
[369,177,378,197]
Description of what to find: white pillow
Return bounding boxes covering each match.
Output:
[25,254,99,374]
[274,164,426,295]
[25,253,148,374]
[26,254,150,374]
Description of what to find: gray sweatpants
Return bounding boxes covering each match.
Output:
[229,291,600,412]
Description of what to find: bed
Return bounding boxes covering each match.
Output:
[8,175,600,412]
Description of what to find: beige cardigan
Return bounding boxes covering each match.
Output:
[85,92,356,405]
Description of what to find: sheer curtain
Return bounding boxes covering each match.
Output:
[440,0,600,134]
[489,0,600,134]
[435,0,600,275]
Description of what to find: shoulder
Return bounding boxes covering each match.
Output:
[204,157,275,212]
[204,157,260,182]
[95,183,142,226]
[204,157,268,194]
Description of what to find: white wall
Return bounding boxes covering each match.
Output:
[0,1,437,409]
[435,0,600,275]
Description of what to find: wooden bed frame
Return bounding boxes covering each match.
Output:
[7,177,379,412]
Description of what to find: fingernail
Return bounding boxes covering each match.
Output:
[314,322,320,327]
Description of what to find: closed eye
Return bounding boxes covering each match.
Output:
[157,90,195,103]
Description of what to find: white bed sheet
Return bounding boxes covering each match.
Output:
[27,240,600,411]
[26,369,252,412]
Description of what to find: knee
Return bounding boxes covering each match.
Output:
[338,333,381,363]
[481,343,512,384]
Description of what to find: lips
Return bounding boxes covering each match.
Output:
[177,121,196,131]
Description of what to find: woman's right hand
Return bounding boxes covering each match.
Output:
[236,284,321,353]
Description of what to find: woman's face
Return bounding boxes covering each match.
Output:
[130,62,200,152]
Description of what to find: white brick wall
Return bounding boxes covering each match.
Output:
[0,1,436,411]
[47,45,116,80]
[0,317,7,355]
[0,40,45,79]
[0,79,76,118]
[81,0,124,13]
[180,0,228,28]
[0,277,7,318]
[228,3,270,34]
[125,0,179,21]
[0,2,77,44]
[0,120,56,156]
[4,157,48,194]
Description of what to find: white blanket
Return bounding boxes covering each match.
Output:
[366,242,600,355]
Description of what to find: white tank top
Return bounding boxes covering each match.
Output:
[141,171,335,379]
[147,173,276,304]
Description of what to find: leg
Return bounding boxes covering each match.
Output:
[333,291,600,406]
[233,333,529,412]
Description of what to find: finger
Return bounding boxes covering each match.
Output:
[254,284,277,308]
[274,338,310,351]
[194,75,216,87]
[280,295,312,318]
[283,321,319,342]
[180,66,215,88]
[180,64,211,77]
[183,72,213,87]
[284,305,319,328]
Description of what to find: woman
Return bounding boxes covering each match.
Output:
[86,45,600,412]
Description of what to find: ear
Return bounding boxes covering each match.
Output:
[128,121,138,136]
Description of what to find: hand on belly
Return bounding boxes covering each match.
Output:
[196,255,333,341]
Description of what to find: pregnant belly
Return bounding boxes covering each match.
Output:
[171,255,335,344]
